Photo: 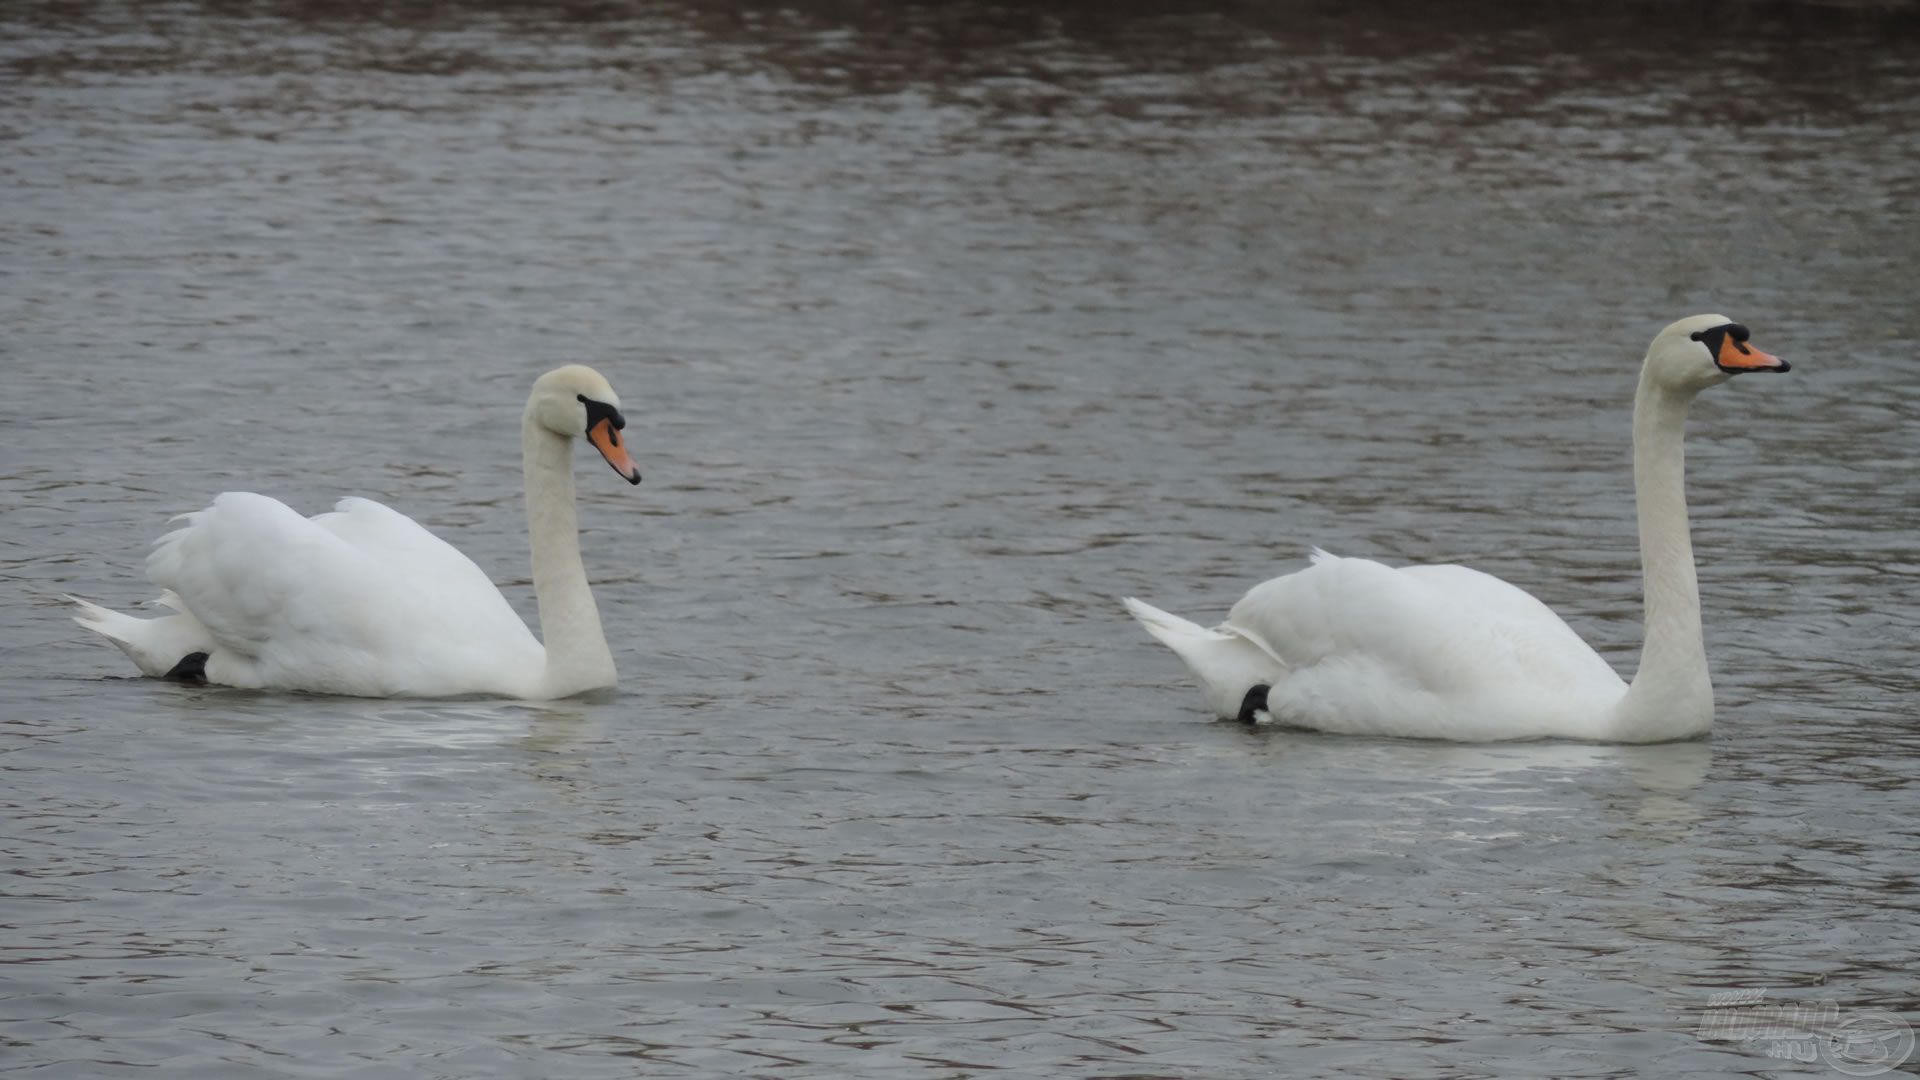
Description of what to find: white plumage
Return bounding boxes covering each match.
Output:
[1126,315,1791,743]
[69,365,643,699]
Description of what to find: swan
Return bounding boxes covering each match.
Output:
[1124,315,1791,743]
[68,365,643,699]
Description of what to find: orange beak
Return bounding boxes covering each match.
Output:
[588,418,642,484]
[1714,334,1790,374]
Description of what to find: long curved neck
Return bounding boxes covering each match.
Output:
[1609,369,1713,740]
[522,409,616,698]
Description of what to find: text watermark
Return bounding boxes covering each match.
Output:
[1695,989,1914,1076]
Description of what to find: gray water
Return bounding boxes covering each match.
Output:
[5,2,1919,1076]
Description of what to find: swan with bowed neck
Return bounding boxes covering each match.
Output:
[1124,315,1791,742]
[69,365,643,699]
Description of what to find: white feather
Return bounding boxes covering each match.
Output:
[70,365,639,699]
[128,492,544,696]
[1122,597,1285,722]
[1224,551,1625,739]
[1125,315,1789,743]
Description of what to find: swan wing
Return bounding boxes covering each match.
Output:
[145,492,540,695]
[1224,551,1625,738]
[1396,562,1607,658]
[310,496,506,599]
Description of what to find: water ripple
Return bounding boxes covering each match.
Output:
[4,1,1918,1077]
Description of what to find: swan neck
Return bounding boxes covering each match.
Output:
[1612,370,1712,738]
[523,408,615,697]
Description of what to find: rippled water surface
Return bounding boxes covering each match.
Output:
[5,1,1920,1076]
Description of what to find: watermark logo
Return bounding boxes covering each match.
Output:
[1695,989,1914,1076]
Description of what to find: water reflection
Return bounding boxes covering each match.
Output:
[1238,729,1713,844]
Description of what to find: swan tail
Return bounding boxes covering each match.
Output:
[1124,597,1226,648]
[1123,597,1285,721]
[66,594,214,679]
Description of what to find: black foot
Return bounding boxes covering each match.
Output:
[1236,684,1270,725]
[164,652,210,684]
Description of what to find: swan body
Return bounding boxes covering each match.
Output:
[1126,315,1791,743]
[70,365,643,699]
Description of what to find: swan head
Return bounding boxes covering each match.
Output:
[528,365,642,484]
[1646,314,1790,393]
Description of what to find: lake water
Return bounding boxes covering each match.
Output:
[4,1,1918,1076]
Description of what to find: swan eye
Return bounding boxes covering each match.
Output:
[1691,323,1749,344]
[1695,322,1787,374]
[1690,323,1752,358]
[576,393,626,432]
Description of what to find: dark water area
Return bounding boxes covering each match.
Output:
[4,1,1919,1076]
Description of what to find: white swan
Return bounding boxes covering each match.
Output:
[68,365,643,699]
[1125,315,1791,743]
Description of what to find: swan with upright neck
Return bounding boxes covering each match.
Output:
[1124,315,1791,742]
[69,365,642,699]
